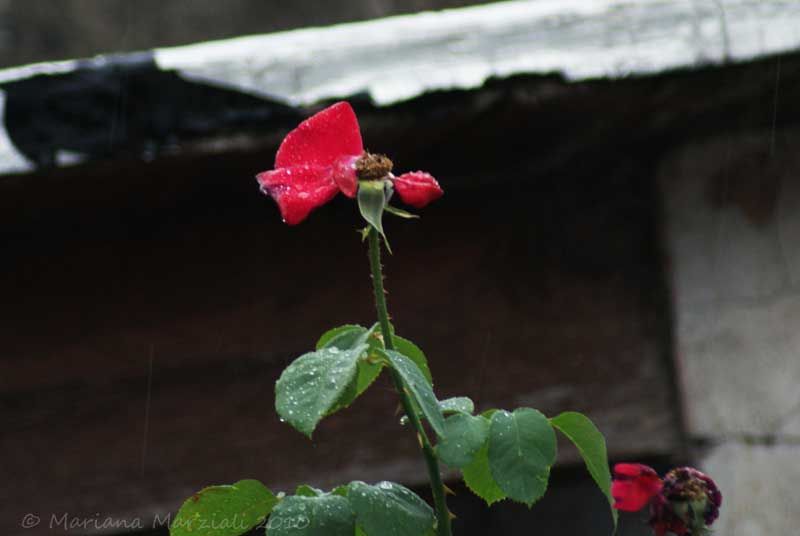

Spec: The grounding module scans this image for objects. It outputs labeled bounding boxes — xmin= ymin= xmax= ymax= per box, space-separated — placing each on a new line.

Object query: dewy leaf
xmin=402 ymin=396 xmax=473 ymax=426
xmin=391 ymin=334 xmax=433 ymax=385
xmin=331 ymin=485 xmax=350 ymax=498
xmin=461 ymin=443 xmax=506 ymax=506
xmin=295 ymin=485 xmax=323 ymax=497
xmin=436 ymin=413 xmax=490 ymax=468
xmin=266 ymin=495 xmax=354 ymax=536
xmin=348 ymin=481 xmax=434 ymax=536
xmin=550 ymin=411 xmax=617 ymax=529
xmin=316 ymin=324 xmax=368 ymax=350
xmin=317 ymin=324 xmax=385 ymax=413
xmin=170 ymin=479 xmax=276 ymax=536
xmin=380 ymin=349 xmax=446 ymax=438
xmin=439 ymin=397 xmax=475 ymax=415
xmin=488 ymin=408 xmax=557 ymax=507
xmin=358 ymin=180 xmax=388 ymax=241
xmin=275 ymin=344 xmax=367 ymax=437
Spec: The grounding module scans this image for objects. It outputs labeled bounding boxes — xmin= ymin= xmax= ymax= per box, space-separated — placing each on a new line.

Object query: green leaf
xmin=266 ymin=495 xmax=354 ymax=536
xmin=170 ymin=479 xmax=276 ymax=536
xmin=348 ymin=481 xmax=434 ymax=536
xmin=316 ymin=324 xmax=368 ymax=350
xmin=318 ymin=324 xmax=385 ymax=413
xmin=358 ymin=180 xmax=389 ymax=243
xmin=380 ymin=349 xmax=446 ymax=438
xmin=436 ymin=413 xmax=490 ymax=468
xmin=391 ymin=334 xmax=433 ymax=385
xmin=402 ymin=396 xmax=474 ymax=426
xmin=339 ymin=360 xmax=384 ymax=411
xmin=275 ymin=344 xmax=367 ymax=437
xmin=331 ymin=485 xmax=349 ymax=497
xmin=488 ymin=408 xmax=557 ymax=506
xmin=351 ymin=326 xmax=385 ymax=401
xmin=439 ymin=397 xmax=475 ymax=415
xmin=385 ymin=205 xmax=419 ymax=219
xmin=550 ymin=411 xmax=617 ymax=529
xmin=461 ymin=443 xmax=506 ymax=506
xmin=294 ymin=485 xmax=322 ymax=497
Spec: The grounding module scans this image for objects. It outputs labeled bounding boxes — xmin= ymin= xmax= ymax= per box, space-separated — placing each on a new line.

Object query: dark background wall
xmin=0 ymin=75 xmax=686 ymax=535
xmin=0 ymin=0 xmax=501 ymax=68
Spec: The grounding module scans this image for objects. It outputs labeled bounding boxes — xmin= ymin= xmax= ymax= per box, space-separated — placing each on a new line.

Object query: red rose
xmin=257 ymin=102 xmax=442 ymax=225
xmin=611 ymin=463 xmax=664 ymax=512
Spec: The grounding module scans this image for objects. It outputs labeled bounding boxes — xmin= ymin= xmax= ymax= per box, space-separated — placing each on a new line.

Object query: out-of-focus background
xmin=0 ymin=0 xmax=501 ymax=67
xmin=2 ymin=1 xmax=799 ymax=535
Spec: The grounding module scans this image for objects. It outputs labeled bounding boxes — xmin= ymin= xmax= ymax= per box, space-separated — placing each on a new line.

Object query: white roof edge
xmin=0 ymin=90 xmax=34 ymax=174
xmin=152 ymin=0 xmax=800 ymax=106
xmin=0 ymin=59 xmax=79 ymax=85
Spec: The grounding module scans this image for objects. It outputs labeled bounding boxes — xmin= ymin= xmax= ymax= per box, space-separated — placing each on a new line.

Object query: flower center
xmin=356 ymin=152 xmax=393 ymax=181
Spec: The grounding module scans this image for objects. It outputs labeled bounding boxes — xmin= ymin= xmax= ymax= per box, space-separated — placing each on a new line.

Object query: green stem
xmin=367 ymin=227 xmax=452 ymax=536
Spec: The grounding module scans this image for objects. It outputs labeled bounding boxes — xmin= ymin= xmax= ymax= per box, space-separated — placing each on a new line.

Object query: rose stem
xmin=367 ymin=226 xmax=452 ymax=536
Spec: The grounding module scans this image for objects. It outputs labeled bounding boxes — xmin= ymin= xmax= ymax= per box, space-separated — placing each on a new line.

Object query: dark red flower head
xmin=256 ymin=102 xmax=443 ymax=225
xmin=660 ymin=467 xmax=722 ymax=527
xmin=612 ymin=463 xmax=722 ymax=536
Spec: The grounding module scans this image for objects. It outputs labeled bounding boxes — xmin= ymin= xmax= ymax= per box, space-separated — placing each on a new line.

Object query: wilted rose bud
xmin=651 ymin=467 xmax=721 ymax=535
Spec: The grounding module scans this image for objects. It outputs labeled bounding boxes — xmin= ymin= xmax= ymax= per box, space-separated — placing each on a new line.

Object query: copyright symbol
xmin=21 ymin=514 xmax=40 ymax=529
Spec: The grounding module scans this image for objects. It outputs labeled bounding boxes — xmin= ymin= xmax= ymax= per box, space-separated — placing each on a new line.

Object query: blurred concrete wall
xmin=661 ymin=127 xmax=800 ymax=533
xmin=0 ymin=0 xmax=498 ymax=67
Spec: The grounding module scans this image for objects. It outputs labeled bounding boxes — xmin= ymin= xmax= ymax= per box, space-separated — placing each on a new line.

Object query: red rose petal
xmin=392 ymin=171 xmax=443 ymax=208
xmin=611 ymin=463 xmax=663 ymax=512
xmin=275 ymin=102 xmax=363 ymax=169
xmin=614 ymin=463 xmax=654 ymax=478
xmin=256 ymin=165 xmax=339 ymax=225
xmin=611 ymin=481 xmax=654 ymax=512
xmin=332 ymin=155 xmax=359 ymax=198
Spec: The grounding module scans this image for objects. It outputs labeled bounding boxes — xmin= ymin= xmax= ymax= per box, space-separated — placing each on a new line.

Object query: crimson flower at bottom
xmin=612 ymin=463 xmax=664 ymax=512
xmin=256 ymin=101 xmax=443 ymax=225
xmin=612 ymin=463 xmax=721 ymax=536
